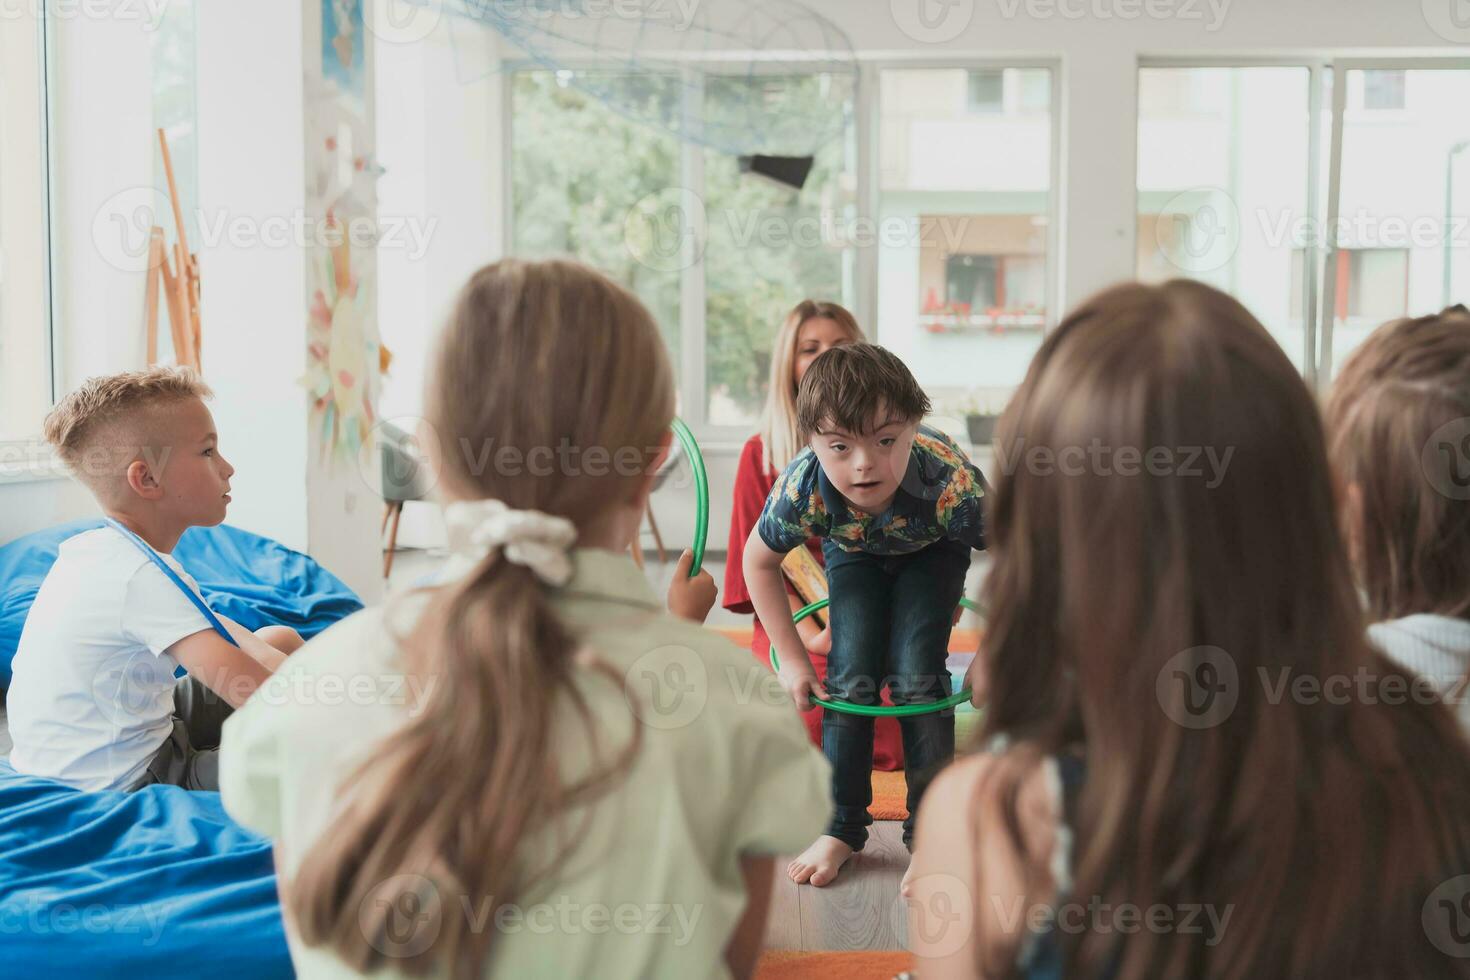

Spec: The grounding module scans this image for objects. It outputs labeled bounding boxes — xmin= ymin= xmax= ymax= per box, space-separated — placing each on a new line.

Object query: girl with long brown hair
xmin=908 ymin=280 xmax=1470 ymax=978
xmin=1324 ymin=305 xmax=1470 ymax=728
xmin=220 ymin=259 xmax=830 ymax=978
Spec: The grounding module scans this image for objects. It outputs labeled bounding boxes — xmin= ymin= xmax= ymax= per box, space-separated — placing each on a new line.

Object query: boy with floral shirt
xmin=743 ymin=343 xmax=988 ymax=887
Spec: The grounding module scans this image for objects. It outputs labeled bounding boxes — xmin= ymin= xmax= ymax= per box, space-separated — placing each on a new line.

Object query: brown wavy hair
xmin=1323 ymin=304 xmax=1470 ymax=622
xmin=795 ymin=343 xmax=931 ymax=439
xmin=976 ymin=280 xmax=1470 ymax=978
xmin=285 ymin=259 xmax=676 ymax=977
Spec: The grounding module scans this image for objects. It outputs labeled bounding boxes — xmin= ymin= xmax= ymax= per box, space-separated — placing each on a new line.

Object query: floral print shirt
xmin=756 ymin=424 xmax=988 ymax=556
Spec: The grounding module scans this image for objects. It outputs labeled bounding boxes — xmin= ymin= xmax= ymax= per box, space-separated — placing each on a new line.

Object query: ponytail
xmin=284 ymin=258 xmax=675 ymax=976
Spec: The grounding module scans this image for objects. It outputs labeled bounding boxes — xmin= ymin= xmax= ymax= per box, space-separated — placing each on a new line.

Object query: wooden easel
xmin=144 ymin=128 xmax=202 ymax=371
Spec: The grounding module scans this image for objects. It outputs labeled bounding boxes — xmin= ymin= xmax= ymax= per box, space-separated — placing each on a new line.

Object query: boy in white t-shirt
xmin=7 ymin=367 xmax=302 ymax=792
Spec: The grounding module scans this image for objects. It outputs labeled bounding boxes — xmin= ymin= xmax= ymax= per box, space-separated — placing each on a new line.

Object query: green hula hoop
xmin=669 ymin=418 xmax=708 ymax=578
xmin=770 ymin=596 xmax=981 ymax=717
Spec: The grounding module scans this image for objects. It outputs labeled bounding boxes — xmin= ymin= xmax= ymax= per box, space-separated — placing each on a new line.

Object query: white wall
xmin=0 ymin=478 xmax=94 ymax=544
xmin=194 ymin=0 xmax=311 ymax=555
xmin=374 ymin=10 xmax=503 ymax=549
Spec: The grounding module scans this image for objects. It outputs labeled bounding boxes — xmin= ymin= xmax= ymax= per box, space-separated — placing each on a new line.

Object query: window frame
xmin=503 ymin=56 xmax=1062 ymax=446
xmin=865 ymin=59 xmax=1062 ymax=411
xmin=1141 ymin=55 xmax=1470 ymax=386
xmin=0 ymin=5 xmax=60 ymax=484
xmin=1319 ymin=56 xmax=1470 ymax=381
xmin=503 ymin=57 xmax=860 ymax=447
xmin=693 ymin=61 xmax=861 ymax=438
xmin=1137 ymin=56 xmax=1330 ymax=385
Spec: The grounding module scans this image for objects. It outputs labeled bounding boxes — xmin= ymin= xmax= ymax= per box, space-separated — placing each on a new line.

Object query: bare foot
xmin=787 ymin=835 xmax=854 ymax=887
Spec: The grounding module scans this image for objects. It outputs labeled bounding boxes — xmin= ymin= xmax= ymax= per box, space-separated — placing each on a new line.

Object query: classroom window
xmin=1136 ymin=66 xmax=1313 ymax=370
xmin=877 ymin=67 xmax=1054 ymax=405
xmin=1322 ymin=67 xmax=1470 ymax=376
xmin=510 ymin=71 xmax=683 ymax=363
xmin=0 ymin=11 xmax=53 ymax=446
xmin=702 ymin=72 xmax=855 ymax=427
xmin=510 ymin=68 xmax=854 ymax=431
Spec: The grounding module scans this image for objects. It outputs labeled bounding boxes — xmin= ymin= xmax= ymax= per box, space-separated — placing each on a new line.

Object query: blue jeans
xmin=820 ymin=536 xmax=971 ymax=850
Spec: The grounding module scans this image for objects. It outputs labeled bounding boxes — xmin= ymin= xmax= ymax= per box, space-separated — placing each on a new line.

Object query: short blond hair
xmin=43 ymin=367 xmax=212 ymax=493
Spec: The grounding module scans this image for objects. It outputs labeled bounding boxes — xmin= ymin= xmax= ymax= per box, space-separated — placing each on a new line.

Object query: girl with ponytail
xmin=220 ymin=258 xmax=830 ymax=979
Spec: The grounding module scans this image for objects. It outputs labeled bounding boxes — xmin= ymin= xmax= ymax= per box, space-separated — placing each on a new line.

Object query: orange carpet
xmin=755 ymin=950 xmax=913 ymax=979
xmin=867 ymin=768 xmax=909 ymax=820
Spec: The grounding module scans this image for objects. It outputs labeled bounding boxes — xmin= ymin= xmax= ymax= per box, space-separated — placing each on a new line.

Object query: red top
xmin=725 ymin=433 xmax=822 ymax=616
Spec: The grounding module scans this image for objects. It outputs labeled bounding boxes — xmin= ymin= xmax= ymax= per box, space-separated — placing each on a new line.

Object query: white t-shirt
xmin=221 ymin=547 xmax=832 ymax=980
xmin=7 ymin=525 xmax=214 ymax=791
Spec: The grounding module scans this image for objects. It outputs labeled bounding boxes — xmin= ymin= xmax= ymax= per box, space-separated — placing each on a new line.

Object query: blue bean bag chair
xmin=0 ymin=519 xmax=364 ymax=689
xmin=0 ymin=519 xmax=365 ymax=974
xmin=0 ymin=760 xmax=292 ymax=978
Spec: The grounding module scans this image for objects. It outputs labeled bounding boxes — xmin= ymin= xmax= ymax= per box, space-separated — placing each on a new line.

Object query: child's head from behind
xmin=1324 ymin=305 xmax=1470 ymax=621
xmin=43 ymin=367 xmax=232 ymax=527
xmin=978 ymin=279 xmax=1470 ymax=977
xmin=288 ymin=258 xmax=676 ymax=976
xmin=796 ymin=343 xmax=929 ymax=512
xmin=984 ymin=279 xmax=1358 ymax=738
xmin=424 ymin=257 xmax=676 ymax=538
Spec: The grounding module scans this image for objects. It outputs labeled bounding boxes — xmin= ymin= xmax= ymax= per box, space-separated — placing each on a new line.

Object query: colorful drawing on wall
xmin=305 ymin=216 xmax=381 ymax=461
xmin=322 ymin=0 xmax=365 ymax=101
xmin=304 ymin=0 xmax=385 ymax=464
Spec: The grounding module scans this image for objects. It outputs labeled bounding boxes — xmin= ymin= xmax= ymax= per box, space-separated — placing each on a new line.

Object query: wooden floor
xmin=763 ymin=821 xmax=910 ymax=952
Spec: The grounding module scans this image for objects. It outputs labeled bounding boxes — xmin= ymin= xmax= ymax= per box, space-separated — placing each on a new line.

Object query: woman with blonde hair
xmin=220 ymin=259 xmax=830 ymax=979
xmin=723 ymin=300 xmax=905 ymax=766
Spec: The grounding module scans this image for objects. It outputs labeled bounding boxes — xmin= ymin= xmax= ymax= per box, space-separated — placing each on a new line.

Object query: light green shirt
xmin=220 ymin=548 xmax=830 ymax=979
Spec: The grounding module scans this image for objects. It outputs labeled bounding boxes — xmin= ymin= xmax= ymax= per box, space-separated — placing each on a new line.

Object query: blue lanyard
xmin=103 ymin=518 xmax=238 ymax=647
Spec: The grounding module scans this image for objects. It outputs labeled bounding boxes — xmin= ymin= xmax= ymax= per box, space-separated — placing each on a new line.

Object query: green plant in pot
xmin=952 ymin=389 xmax=1004 ymax=447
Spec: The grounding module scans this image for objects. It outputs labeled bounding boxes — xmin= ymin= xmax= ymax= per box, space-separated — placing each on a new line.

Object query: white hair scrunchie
xmin=442 ymin=499 xmax=578 ymax=587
